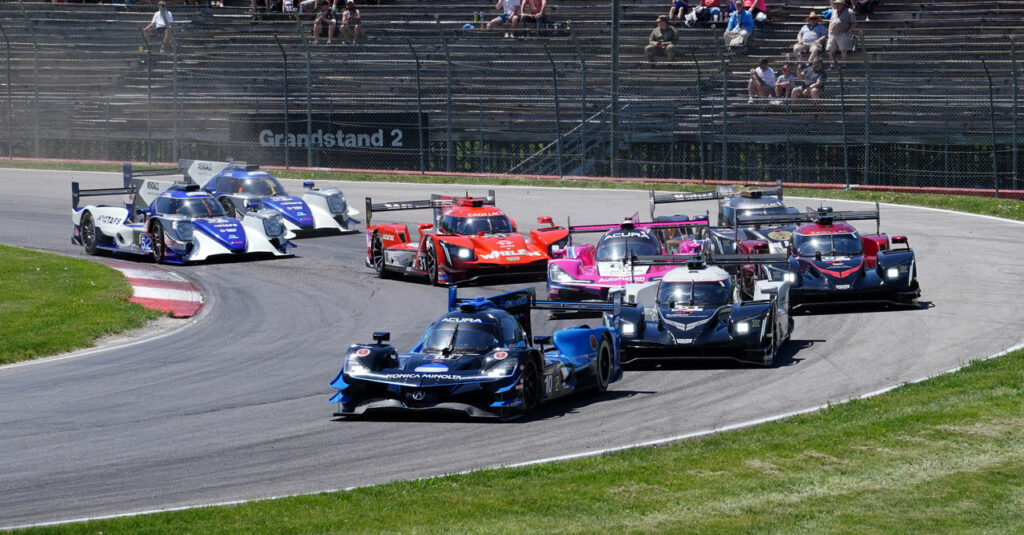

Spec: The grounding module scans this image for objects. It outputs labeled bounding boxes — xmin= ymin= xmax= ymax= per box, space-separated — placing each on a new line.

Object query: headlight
xmin=735 ymin=321 xmax=750 ymax=335
xmin=783 ymin=272 xmax=796 ymax=283
xmin=549 ymin=265 xmax=584 ymax=284
xmin=326 ymin=193 xmax=345 ymax=215
xmin=886 ymin=267 xmax=899 ymax=279
xmin=262 ymin=214 xmax=285 ymax=237
xmin=486 ymin=358 xmax=517 ymax=377
xmin=441 ymin=242 xmax=475 ymax=261
xmin=345 ymin=359 xmax=370 ymax=375
xmin=173 ymin=220 xmax=194 ymax=241
xmin=621 ymin=323 xmax=636 ymax=336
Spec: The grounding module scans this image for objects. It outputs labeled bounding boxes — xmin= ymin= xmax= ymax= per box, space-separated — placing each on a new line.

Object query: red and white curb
xmin=103 ymin=260 xmax=204 ymax=318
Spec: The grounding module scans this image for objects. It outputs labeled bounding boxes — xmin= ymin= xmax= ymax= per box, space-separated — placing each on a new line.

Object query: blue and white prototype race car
xmin=329 ymin=287 xmax=625 ymax=420
xmin=71 ymin=163 xmax=294 ymax=264
xmin=182 ymin=160 xmax=359 ymax=239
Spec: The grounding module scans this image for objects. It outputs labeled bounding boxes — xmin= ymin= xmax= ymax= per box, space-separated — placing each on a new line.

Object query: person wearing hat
xmin=747 ymin=57 xmax=776 ymax=104
xmin=340 ymin=0 xmax=362 ymax=44
xmin=646 ymin=15 xmax=678 ymax=66
xmin=723 ymin=3 xmax=754 ymax=49
xmin=142 ymin=1 xmax=173 ymax=53
xmin=826 ymin=0 xmax=857 ymax=61
xmin=792 ymin=11 xmax=827 ymax=63
xmin=774 ymin=63 xmax=794 ymax=99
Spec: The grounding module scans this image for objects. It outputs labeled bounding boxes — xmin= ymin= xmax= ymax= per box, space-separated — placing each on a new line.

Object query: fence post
xmin=719 ymin=38 xmax=727 ymax=182
xmin=838 ymin=56 xmax=849 ymax=188
xmin=0 ymin=22 xmax=11 ymax=160
xmin=172 ymin=42 xmax=179 ymax=162
xmin=693 ymin=53 xmax=705 ymax=183
xmin=274 ymin=35 xmax=290 ymax=169
xmin=862 ymin=40 xmax=870 ymax=185
xmin=293 ymin=15 xmax=313 ymax=167
xmin=19 ymin=4 xmax=39 ymax=159
xmin=436 ymin=21 xmax=453 ymax=173
xmin=784 ymin=96 xmax=792 ymax=184
xmin=544 ymin=44 xmax=564 ymax=179
xmin=610 ymin=0 xmax=620 ymax=178
xmin=570 ymin=29 xmax=587 ymax=173
xmin=981 ymin=58 xmax=999 ymax=198
xmin=139 ymin=30 xmax=153 ymax=164
xmin=943 ymin=98 xmax=950 ymax=188
xmin=407 ymin=40 xmax=425 ymax=174
xmin=1013 ymin=38 xmax=1018 ymax=190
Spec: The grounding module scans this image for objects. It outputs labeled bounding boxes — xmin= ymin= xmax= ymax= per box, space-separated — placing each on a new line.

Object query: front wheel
xmin=520 ymin=360 xmax=540 ymax=414
xmin=151 ymin=222 xmax=166 ymax=264
xmin=219 ymin=197 xmax=237 ymax=218
xmin=80 ymin=211 xmax=98 ymax=255
xmin=371 ymin=232 xmax=393 ymax=279
xmin=425 ymin=240 xmax=440 ymax=286
xmin=592 ymin=337 xmax=613 ymax=395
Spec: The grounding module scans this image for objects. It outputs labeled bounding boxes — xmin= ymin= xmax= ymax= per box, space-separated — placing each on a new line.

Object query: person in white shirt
xmin=747 ymin=57 xmax=776 ymax=103
xmin=487 ymin=0 xmax=522 ymax=38
xmin=142 ymin=1 xmax=173 ymax=52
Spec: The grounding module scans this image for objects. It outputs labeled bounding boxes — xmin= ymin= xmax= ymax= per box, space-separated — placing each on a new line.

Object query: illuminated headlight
xmin=172 ymin=220 xmax=194 ymax=241
xmin=442 ymin=242 xmax=475 ymax=261
xmin=735 ymin=321 xmax=750 ymax=335
xmin=549 ymin=265 xmax=583 ymax=284
xmin=621 ymin=323 xmax=636 ymax=336
xmin=783 ymin=272 xmax=796 ymax=283
xmin=262 ymin=214 xmax=285 ymax=237
xmin=326 ymin=193 xmax=345 ymax=215
xmin=486 ymin=359 xmax=517 ymax=377
xmin=886 ymin=267 xmax=900 ymax=279
xmin=345 ymin=359 xmax=370 ymax=375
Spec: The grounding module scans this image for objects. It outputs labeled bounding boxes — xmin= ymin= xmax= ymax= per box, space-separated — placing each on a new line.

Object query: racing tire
xmin=371 ymin=232 xmax=394 ymax=279
xmin=764 ymin=314 xmax=779 ymax=367
xmin=151 ymin=221 xmax=166 ymax=264
xmin=80 ymin=211 xmax=98 ymax=255
xmin=592 ymin=337 xmax=613 ymax=395
xmin=425 ymin=240 xmax=440 ymax=286
xmin=218 ymin=197 xmax=237 ymax=218
xmin=520 ymin=360 xmax=541 ymax=414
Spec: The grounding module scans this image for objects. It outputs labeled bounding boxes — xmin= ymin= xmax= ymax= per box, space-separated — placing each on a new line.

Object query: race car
xmin=649 ymin=180 xmax=799 ymax=227
xmin=364 ymin=191 xmax=569 ymax=285
xmin=329 ymin=287 xmax=624 ymax=420
xmin=613 ymin=253 xmax=794 ymax=366
xmin=736 ymin=204 xmax=921 ymax=310
xmin=181 ymin=159 xmax=359 ymax=239
xmin=546 ymin=214 xmax=709 ymax=301
xmin=71 ymin=163 xmax=293 ymax=264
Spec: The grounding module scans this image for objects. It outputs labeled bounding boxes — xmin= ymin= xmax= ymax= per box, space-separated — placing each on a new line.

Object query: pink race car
xmin=547 ymin=215 xmax=709 ymax=301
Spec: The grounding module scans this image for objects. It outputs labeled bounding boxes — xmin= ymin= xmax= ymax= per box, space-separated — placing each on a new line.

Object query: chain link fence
xmin=0 ymin=3 xmax=1020 ymax=193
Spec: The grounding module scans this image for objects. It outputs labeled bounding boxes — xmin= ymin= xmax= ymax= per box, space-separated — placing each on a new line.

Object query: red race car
xmin=364 ymin=191 xmax=569 ymax=285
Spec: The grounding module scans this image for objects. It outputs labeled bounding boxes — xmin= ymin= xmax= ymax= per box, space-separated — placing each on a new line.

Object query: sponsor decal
xmin=355 ymin=348 xmax=371 ymax=357
xmin=259 ymin=128 xmax=390 ymax=149
xmin=97 ymin=215 xmax=122 ymax=225
xmin=139 ymin=234 xmax=153 ymax=250
xmin=478 ymin=249 xmax=542 ymax=260
xmin=607 ymin=230 xmax=648 ymax=239
xmin=835 ymin=284 xmax=851 ymax=290
xmin=506 ymin=257 xmax=520 ymax=261
xmin=675 ymin=338 xmax=693 ymax=344
xmin=589 ymin=335 xmax=598 ymax=350
xmin=415 ymin=363 xmax=449 ymax=373
xmin=146 ymin=182 xmax=163 ymax=191
xmin=441 ymin=317 xmax=484 ymax=323
xmin=186 ymin=192 xmax=208 ymax=197
xmin=767 ymin=230 xmax=792 ymax=242
xmin=409 ymin=390 xmax=426 ymax=401
xmin=493 ymin=351 xmax=509 ymax=360
xmin=385 ymin=373 xmax=465 ymax=381
xmin=497 ymin=240 xmax=515 ymax=248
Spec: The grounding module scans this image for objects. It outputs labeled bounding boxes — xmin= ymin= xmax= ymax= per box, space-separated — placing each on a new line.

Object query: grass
xmin=18 ymin=350 xmax=1024 ymax=534
xmin=0 ymin=244 xmax=160 ymax=364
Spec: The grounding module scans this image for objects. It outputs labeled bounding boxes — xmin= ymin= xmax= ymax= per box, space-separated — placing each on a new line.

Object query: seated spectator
xmin=684 ymin=0 xmax=723 ymax=27
xmin=313 ymin=2 xmax=337 ymax=44
xmin=142 ymin=1 xmax=173 ymax=53
xmin=747 ymin=57 xmax=775 ymax=103
xmin=669 ymin=0 xmax=690 ymax=22
xmin=792 ymin=58 xmax=827 ymax=99
xmin=299 ymin=0 xmax=329 ymax=13
xmin=723 ymin=4 xmax=754 ymax=48
xmin=774 ymin=64 xmax=793 ymax=99
xmin=521 ymin=0 xmax=549 ymax=28
xmin=853 ymin=0 xmax=877 ymax=21
xmin=742 ymin=0 xmax=767 ymax=21
xmin=826 ymin=0 xmax=857 ymax=61
xmin=487 ymin=0 xmax=522 ymax=37
xmin=645 ymin=15 xmax=678 ymax=66
xmin=340 ymin=0 xmax=361 ymax=44
xmin=792 ymin=11 xmax=826 ymax=63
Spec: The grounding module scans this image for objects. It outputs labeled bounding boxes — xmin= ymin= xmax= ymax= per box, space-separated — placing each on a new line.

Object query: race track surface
xmin=1 ymin=168 xmax=1022 ymax=527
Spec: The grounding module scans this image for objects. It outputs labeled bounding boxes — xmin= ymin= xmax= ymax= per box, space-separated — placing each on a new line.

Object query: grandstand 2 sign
xmin=230 ymin=112 xmax=428 ymax=169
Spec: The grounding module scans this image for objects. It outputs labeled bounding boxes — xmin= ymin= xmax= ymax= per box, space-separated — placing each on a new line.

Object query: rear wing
xmin=649 ymin=180 xmax=783 ymax=220
xmin=122 ymin=163 xmax=191 ymax=213
xmin=568 ymin=214 xmax=711 ymax=236
xmin=71 ymin=182 xmax=136 ymax=211
xmin=178 ymin=159 xmax=250 ymax=186
xmin=366 ymin=190 xmax=496 ymax=227
xmin=628 ymin=252 xmax=787 ymax=269
xmin=735 ymin=202 xmax=880 ymax=235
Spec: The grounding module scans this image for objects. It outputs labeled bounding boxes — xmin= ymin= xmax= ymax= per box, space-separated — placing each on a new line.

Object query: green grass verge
xmin=0 ymin=244 xmax=160 ymax=364
xmin=19 ymin=350 xmax=1024 ymax=534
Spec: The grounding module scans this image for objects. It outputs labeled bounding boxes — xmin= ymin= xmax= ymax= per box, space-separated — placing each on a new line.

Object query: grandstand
xmin=0 ymin=0 xmax=1020 ymax=188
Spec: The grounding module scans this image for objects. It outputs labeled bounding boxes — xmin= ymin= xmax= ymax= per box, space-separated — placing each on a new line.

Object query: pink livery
xmin=547 ymin=214 xmax=709 ymax=301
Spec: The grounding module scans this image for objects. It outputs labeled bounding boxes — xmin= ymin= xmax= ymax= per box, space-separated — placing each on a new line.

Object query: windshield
xmin=762 ymin=264 xmax=791 ymax=281
xmin=658 ymin=280 xmax=732 ymax=308
xmin=595 ymin=231 xmax=662 ymax=262
xmin=737 ymin=205 xmax=790 ymax=218
xmin=793 ymin=232 xmax=862 ymax=257
xmin=231 ymin=175 xmax=286 ymax=196
xmin=158 ymin=197 xmax=226 ymax=218
xmin=421 ymin=319 xmax=501 ymax=354
xmin=441 ymin=215 xmax=514 ymax=235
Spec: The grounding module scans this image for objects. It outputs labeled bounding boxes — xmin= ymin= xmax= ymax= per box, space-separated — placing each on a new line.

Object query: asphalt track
xmin=1 ymin=168 xmax=1022 ymax=528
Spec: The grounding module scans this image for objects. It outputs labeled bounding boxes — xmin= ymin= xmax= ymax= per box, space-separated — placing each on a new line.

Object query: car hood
xmin=447 ymin=233 xmax=547 ymax=262
xmin=260 ymin=196 xmax=314 ymax=228
xmin=192 ymin=217 xmax=246 ymax=251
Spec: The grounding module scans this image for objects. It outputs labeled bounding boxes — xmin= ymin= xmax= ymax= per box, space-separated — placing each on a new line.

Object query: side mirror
xmin=303 ymin=181 xmax=315 ymax=190
xmin=814 ymin=251 xmax=822 ymax=261
xmin=533 ymin=335 xmax=552 ymax=347
xmin=508 ymin=218 xmax=517 ymax=233
xmin=373 ymin=331 xmax=390 ymax=345
xmin=550 ymin=245 xmax=565 ymax=258
xmin=136 ymin=208 xmax=151 ymax=216
xmin=892 ymin=235 xmax=907 ymax=244
xmin=245 ymin=200 xmax=260 ymax=212
xmin=418 ymin=223 xmax=433 ymax=232
xmin=537 ymin=216 xmax=554 ymax=226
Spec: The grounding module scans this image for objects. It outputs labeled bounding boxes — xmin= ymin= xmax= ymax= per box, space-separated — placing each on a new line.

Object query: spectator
xmin=645 ymin=14 xmax=678 ymax=66
xmin=826 ymin=0 xmax=856 ymax=62
xmin=685 ymin=0 xmax=723 ymax=27
xmin=142 ymin=1 xmax=173 ymax=53
xmin=853 ymin=0 xmax=877 ymax=21
xmin=747 ymin=57 xmax=775 ymax=103
xmin=742 ymin=0 xmax=767 ymax=21
xmin=723 ymin=4 xmax=754 ymax=49
xmin=669 ymin=0 xmax=690 ymax=22
xmin=340 ymin=0 xmax=361 ymax=44
xmin=313 ymin=2 xmax=337 ymax=44
xmin=774 ymin=64 xmax=793 ymax=99
xmin=487 ymin=0 xmax=521 ymax=38
xmin=521 ymin=0 xmax=548 ymax=28
xmin=299 ymin=0 xmax=328 ymax=13
xmin=792 ymin=11 xmax=826 ymax=63
xmin=792 ymin=57 xmax=827 ymax=99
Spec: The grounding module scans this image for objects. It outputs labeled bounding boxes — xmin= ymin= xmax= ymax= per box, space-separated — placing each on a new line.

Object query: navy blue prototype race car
xmin=329 ymin=287 xmax=625 ymax=420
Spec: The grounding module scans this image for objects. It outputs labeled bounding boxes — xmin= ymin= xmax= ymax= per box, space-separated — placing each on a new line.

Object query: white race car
xmin=71 ymin=163 xmax=294 ymax=264
xmin=181 ymin=160 xmax=359 ymax=239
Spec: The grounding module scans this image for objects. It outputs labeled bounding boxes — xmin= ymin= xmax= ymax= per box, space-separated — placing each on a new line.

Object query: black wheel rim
xmin=599 ymin=345 xmax=611 ymax=387
xmin=522 ymin=363 xmax=539 ymax=409
xmin=426 ymin=244 xmax=437 ymax=284
xmin=82 ymin=215 xmax=96 ymax=251
xmin=152 ymin=226 xmax=164 ymax=262
xmin=372 ymin=234 xmax=385 ymax=275
xmin=220 ymin=198 xmax=235 ymax=217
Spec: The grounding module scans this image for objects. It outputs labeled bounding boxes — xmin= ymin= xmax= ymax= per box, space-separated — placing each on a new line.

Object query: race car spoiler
xmin=627 ymin=252 xmax=789 ymax=269
xmin=448 ymin=286 xmax=626 ymax=341
xmin=735 ymin=202 xmax=881 ymax=234
xmin=72 ymin=163 xmax=184 ymax=210
xmin=567 ymin=214 xmax=710 ymax=235
xmin=71 ymin=182 xmax=136 ymax=210
xmin=365 ymin=190 xmax=496 ymax=226
xmin=649 ymin=180 xmax=783 ymax=220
